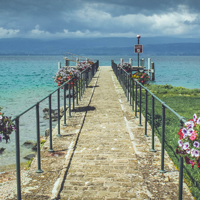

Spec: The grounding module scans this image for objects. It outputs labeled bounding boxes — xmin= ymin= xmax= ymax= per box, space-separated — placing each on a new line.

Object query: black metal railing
xmin=12 ymin=60 xmax=99 ymax=200
xmin=112 ymin=60 xmax=185 ymax=200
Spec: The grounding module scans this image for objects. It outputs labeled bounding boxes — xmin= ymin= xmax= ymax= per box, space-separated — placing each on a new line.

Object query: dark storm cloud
xmin=0 ymin=0 xmax=82 ymax=32
xmin=82 ymin=0 xmax=198 ymax=16
xmin=0 ymin=0 xmax=199 ymax=38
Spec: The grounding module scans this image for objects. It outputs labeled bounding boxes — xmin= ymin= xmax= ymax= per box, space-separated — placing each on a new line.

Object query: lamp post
xmin=137 ymin=35 xmax=141 ymax=70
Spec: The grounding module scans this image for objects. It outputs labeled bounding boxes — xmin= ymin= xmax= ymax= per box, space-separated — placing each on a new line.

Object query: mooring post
xmin=58 ymin=62 xmax=61 ymax=69
xmin=129 ymin=58 xmax=133 ymax=66
xmin=65 ymin=58 xmax=70 ymax=66
xmin=140 ymin=58 xmax=145 ymax=67
xmin=76 ymin=58 xmax=79 ymax=66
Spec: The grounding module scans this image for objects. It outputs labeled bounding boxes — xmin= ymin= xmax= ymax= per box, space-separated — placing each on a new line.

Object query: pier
xmin=6 ymin=65 xmax=194 ymax=199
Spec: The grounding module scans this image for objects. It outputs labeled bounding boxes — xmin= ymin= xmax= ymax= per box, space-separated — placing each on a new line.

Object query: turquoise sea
xmin=0 ymin=55 xmax=200 ymax=168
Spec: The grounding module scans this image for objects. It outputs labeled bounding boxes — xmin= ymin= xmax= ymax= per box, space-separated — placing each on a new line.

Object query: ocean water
xmin=0 ymin=55 xmax=200 ymax=168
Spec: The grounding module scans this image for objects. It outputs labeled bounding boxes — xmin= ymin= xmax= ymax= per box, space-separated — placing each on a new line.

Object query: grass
xmin=24 ymin=139 xmax=46 ymax=170
xmin=135 ymin=84 xmax=200 ymax=199
xmin=24 ymin=157 xmax=34 ymax=170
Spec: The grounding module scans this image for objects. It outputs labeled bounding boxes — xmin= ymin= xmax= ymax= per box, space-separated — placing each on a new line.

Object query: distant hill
xmin=0 ymin=37 xmax=200 ymax=55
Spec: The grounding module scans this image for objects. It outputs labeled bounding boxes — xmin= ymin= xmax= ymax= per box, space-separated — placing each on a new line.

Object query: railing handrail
xmin=11 ymin=60 xmax=99 ymax=200
xmin=118 ymin=64 xmax=186 ymax=123
xmin=112 ymin=60 xmax=187 ymax=200
xmin=12 ymin=67 xmax=89 ymax=122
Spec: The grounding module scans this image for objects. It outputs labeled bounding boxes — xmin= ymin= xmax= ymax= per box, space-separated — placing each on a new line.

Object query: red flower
xmin=197 ymin=161 xmax=200 ymax=169
xmin=185 ymin=157 xmax=191 ymax=164
xmin=191 ymin=160 xmax=195 ymax=168
xmin=178 ymin=128 xmax=183 ymax=139
xmin=58 ymin=77 xmax=61 ymax=80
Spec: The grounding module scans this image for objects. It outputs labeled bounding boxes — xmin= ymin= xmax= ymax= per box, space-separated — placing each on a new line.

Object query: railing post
xmin=160 ymin=103 xmax=166 ymax=173
xmin=15 ymin=116 xmax=21 ymax=200
xmin=124 ymin=73 xmax=126 ymax=96
xmin=139 ymin=84 xmax=142 ymax=126
xmin=150 ymin=96 xmax=156 ymax=152
xmin=126 ymin=74 xmax=128 ymax=97
xmin=179 ymin=157 xmax=183 ymax=200
xmin=135 ymin=82 xmax=138 ymax=118
xmin=36 ymin=103 xmax=43 ymax=173
xmin=72 ymin=78 xmax=75 ymax=111
xmin=69 ymin=80 xmax=72 ymax=118
xmin=127 ymin=75 xmax=129 ymax=102
xmin=83 ymin=72 xmax=85 ymax=94
xmin=57 ymin=88 xmax=61 ymax=137
xmin=132 ymin=79 xmax=134 ymax=111
xmin=86 ymin=70 xmax=88 ymax=88
xmin=76 ymin=79 xmax=79 ymax=105
xmin=63 ymin=84 xmax=67 ymax=126
xmin=130 ymin=78 xmax=132 ymax=106
xmin=120 ymin=69 xmax=122 ymax=86
xmin=122 ymin=70 xmax=126 ymax=92
xmin=80 ymin=73 xmax=83 ymax=98
xmin=144 ymin=89 xmax=148 ymax=137
xmin=48 ymin=94 xmax=54 ymax=152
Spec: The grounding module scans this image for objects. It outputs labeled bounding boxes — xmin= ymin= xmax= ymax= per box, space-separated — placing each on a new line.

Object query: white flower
xmin=178 ymin=140 xmax=183 ymax=148
xmin=193 ymin=113 xmax=197 ymax=122
xmin=186 ymin=149 xmax=191 ymax=154
xmin=191 ymin=149 xmax=195 ymax=157
xmin=0 ymin=115 xmax=2 ymax=120
xmin=185 ymin=121 xmax=194 ymax=129
xmin=187 ymin=128 xmax=194 ymax=136
xmin=183 ymin=142 xmax=190 ymax=150
xmin=197 ymin=117 xmax=200 ymax=125
xmin=195 ymin=150 xmax=200 ymax=158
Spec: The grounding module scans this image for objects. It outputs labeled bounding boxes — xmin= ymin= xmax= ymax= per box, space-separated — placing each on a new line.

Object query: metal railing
xmin=12 ymin=60 xmax=99 ymax=200
xmin=112 ymin=60 xmax=185 ymax=200
xmin=64 ymin=52 xmax=97 ymax=63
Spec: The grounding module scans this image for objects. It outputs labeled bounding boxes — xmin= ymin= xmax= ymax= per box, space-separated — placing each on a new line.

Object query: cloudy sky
xmin=1 ymin=0 xmax=200 ymax=39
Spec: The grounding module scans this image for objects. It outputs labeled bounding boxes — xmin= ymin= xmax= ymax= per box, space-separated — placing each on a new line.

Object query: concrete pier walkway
xmin=9 ymin=66 xmax=193 ymax=200
xmin=56 ymin=66 xmax=193 ymax=199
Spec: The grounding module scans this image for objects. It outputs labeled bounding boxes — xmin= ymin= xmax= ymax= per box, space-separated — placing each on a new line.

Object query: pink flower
xmin=190 ymin=131 xmax=197 ymax=141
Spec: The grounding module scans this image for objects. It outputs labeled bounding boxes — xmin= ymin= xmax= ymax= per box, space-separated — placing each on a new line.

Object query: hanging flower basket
xmin=0 ymin=107 xmax=16 ymax=144
xmin=117 ymin=62 xmax=132 ymax=73
xmin=132 ymin=72 xmax=150 ymax=85
xmin=77 ymin=61 xmax=94 ymax=72
xmin=53 ymin=67 xmax=80 ymax=88
xmin=176 ymin=114 xmax=200 ymax=169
